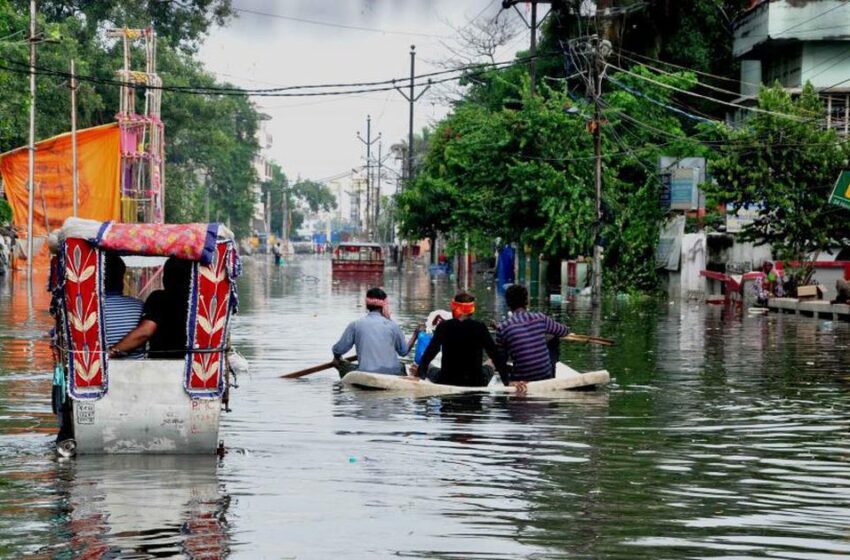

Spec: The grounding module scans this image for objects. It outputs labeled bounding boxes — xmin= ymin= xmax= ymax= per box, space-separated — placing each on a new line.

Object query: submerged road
xmin=2 ymin=255 xmax=850 ymax=558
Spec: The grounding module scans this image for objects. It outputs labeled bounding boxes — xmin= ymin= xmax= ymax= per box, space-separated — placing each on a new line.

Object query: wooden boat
xmin=48 ymin=218 xmax=242 ymax=455
xmin=340 ymin=362 xmax=610 ymax=397
xmin=331 ymin=242 xmax=384 ymax=275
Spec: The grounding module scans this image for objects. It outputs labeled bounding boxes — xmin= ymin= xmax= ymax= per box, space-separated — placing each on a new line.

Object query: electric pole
xmin=356 ymin=115 xmax=380 ymax=240
xmin=375 ymin=141 xmax=382 ymax=241
xmin=26 ymin=0 xmax=36 ymax=277
xmin=395 ymin=45 xmax=431 ymax=266
xmin=591 ymin=36 xmax=606 ymax=308
xmin=501 ymin=1 xmax=552 ymax=97
xmin=70 ymin=59 xmax=78 ymax=217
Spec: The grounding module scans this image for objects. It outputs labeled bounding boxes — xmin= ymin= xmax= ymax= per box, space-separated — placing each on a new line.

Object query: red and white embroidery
xmin=64 ymin=238 xmax=107 ymax=398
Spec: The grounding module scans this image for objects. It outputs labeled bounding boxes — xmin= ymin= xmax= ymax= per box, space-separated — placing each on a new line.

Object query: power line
xmin=232 ymin=6 xmax=450 ymax=39
xmin=607 ymin=62 xmax=812 ymax=122
xmin=0 ymin=51 xmax=558 ymax=97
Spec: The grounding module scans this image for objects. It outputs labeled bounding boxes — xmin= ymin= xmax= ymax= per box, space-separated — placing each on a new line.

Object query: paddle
xmin=280 ymin=355 xmax=357 ymax=379
xmin=562 ymin=333 xmax=615 ymax=346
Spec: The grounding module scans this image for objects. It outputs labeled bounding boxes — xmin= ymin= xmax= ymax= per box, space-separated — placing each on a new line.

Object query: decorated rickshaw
xmin=49 ymin=218 xmax=243 ymax=455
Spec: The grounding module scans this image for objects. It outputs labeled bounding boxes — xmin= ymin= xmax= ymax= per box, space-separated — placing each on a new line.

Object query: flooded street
xmin=2 ymin=255 xmax=850 ymax=559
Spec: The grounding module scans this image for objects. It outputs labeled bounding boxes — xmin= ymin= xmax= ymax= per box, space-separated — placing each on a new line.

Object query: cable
xmin=606 ymin=75 xmax=717 ymax=124
xmin=607 ymin=63 xmax=812 ymax=122
xmin=0 ymin=51 xmax=559 ymax=97
xmin=232 ymin=7 xmax=450 ymax=39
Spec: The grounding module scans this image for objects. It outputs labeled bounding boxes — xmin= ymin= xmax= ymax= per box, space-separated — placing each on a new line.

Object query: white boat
xmin=49 ymin=218 xmax=243 ymax=455
xmin=340 ymin=362 xmax=610 ymax=397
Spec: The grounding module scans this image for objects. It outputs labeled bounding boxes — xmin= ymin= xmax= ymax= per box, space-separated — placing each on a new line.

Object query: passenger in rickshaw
xmin=107 ymin=257 xmax=192 ymax=359
xmin=103 ymin=253 xmax=144 ymax=359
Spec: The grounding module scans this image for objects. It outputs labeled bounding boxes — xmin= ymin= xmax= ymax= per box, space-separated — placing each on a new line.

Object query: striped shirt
xmin=496 ymin=311 xmax=569 ymax=382
xmin=103 ymin=293 xmax=144 ymax=359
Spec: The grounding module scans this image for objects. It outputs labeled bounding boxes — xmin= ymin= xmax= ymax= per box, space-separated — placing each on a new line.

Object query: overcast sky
xmin=198 ymin=0 xmax=533 ymax=186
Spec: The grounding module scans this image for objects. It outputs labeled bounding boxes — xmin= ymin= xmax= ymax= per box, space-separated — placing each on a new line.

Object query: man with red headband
xmin=332 ymin=287 xmax=412 ymax=375
xmin=413 ymin=292 xmax=511 ymax=387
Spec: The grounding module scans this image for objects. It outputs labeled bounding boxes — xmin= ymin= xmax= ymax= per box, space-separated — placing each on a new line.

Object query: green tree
xmin=291 ymin=179 xmax=337 ymax=214
xmin=704 ymin=83 xmax=850 ymax=265
xmin=0 ymin=0 xmax=263 ymax=235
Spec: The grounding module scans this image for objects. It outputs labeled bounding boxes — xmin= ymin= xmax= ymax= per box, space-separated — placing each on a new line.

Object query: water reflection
xmin=40 ymin=456 xmax=227 ymax=559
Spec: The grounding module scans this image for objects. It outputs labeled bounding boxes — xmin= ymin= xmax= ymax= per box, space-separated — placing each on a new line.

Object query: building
xmin=733 ymin=0 xmax=850 ymax=132
xmin=252 ymin=113 xmax=274 ymax=246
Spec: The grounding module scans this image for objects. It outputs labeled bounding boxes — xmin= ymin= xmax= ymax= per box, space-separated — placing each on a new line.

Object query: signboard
xmin=829 ymin=170 xmax=850 ymax=210
xmin=726 ymin=203 xmax=762 ymax=233
xmin=670 ymin=167 xmax=699 ymax=210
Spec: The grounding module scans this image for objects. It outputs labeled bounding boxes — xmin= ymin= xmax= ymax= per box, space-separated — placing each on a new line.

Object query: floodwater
xmin=2 ymin=256 xmax=850 ymax=559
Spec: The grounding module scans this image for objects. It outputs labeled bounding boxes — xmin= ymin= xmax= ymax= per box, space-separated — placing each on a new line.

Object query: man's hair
xmin=104 ymin=253 xmax=126 ymax=294
xmin=163 ymin=257 xmax=193 ymax=293
xmin=366 ymin=287 xmax=387 ymax=312
xmin=504 ymin=284 xmax=529 ymax=311
xmin=453 ymin=291 xmax=475 ymax=304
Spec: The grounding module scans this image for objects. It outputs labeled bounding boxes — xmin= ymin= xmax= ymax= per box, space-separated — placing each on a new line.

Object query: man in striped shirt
xmin=496 ymin=284 xmax=569 ymax=383
xmin=102 ymin=254 xmax=144 ymax=359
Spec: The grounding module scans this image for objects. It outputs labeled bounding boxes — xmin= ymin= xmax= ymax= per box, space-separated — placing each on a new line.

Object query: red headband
xmin=366 ymin=296 xmax=391 ymax=319
xmin=451 ymin=300 xmax=475 ymax=318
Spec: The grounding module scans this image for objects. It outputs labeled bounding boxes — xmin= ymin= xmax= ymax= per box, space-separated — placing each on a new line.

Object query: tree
xmin=704 ymin=83 xmax=850 ymax=266
xmin=0 ymin=0 xmax=263 ymax=236
xmin=291 ymin=180 xmax=337 ymax=214
xmin=398 ymin=65 xmax=701 ymax=291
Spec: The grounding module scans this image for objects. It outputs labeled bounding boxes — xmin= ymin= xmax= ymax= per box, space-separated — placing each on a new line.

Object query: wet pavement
xmin=2 ymin=255 xmax=850 ymax=559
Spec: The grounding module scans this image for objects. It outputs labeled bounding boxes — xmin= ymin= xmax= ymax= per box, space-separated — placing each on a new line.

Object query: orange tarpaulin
xmin=0 ymin=123 xmax=121 ymax=241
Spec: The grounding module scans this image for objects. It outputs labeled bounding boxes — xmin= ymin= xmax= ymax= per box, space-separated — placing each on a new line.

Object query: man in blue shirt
xmin=102 ymin=254 xmax=144 ymax=359
xmin=332 ymin=287 xmax=413 ymax=375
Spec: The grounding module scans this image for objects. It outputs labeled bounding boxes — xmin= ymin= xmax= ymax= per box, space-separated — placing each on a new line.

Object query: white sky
xmin=198 ymin=0 xmax=532 ymax=187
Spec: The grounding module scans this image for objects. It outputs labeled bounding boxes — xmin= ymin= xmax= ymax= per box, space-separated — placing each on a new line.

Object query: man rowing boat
xmin=331 ymin=287 xmax=412 ymax=376
xmin=496 ymin=284 xmax=569 ymax=383
xmin=412 ymin=292 xmax=511 ymax=388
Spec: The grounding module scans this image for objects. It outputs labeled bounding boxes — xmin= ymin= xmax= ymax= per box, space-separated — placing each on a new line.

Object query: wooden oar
xmin=280 ymin=355 xmax=357 ymax=379
xmin=562 ymin=333 xmax=614 ymax=346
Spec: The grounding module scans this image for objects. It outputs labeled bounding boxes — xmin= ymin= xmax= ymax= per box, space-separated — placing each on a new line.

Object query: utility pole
xmin=375 ymin=141 xmax=382 ymax=241
xmin=282 ymin=182 xmax=289 ymax=255
xmin=70 ymin=59 xmax=78 ymax=217
xmin=395 ymin=45 xmax=430 ymax=187
xmin=26 ymin=0 xmax=36 ymax=277
xmin=591 ymin=37 xmax=605 ymax=307
xmin=356 ymin=115 xmax=380 ymax=240
xmin=501 ymin=1 xmax=552 ymax=97
xmin=395 ymin=45 xmax=431 ymax=266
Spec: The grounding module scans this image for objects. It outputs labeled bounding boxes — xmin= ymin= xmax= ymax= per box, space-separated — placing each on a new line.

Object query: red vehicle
xmin=332 ymin=242 xmax=384 ymax=275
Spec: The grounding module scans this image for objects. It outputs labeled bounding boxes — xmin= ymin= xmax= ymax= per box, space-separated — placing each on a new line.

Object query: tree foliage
xmin=399 ymin=66 xmax=702 ymax=291
xmin=0 ymin=0 xmax=263 ymax=236
xmin=704 ymin=84 xmax=850 ymax=263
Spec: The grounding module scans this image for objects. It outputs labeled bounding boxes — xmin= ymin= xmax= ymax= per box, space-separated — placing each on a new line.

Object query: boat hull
xmin=72 ymin=360 xmax=221 ymax=454
xmin=341 ymin=364 xmax=610 ymax=397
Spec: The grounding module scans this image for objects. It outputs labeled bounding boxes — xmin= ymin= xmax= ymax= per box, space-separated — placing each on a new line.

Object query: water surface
xmin=2 ymin=256 xmax=850 ymax=559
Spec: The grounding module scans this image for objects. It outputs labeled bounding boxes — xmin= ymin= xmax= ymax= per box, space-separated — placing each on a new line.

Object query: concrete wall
xmin=735 ymin=1 xmax=850 ymax=58
xmin=802 ymin=42 xmax=850 ymax=88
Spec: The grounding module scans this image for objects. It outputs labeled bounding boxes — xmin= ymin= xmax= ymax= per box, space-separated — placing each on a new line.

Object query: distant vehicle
xmin=331 ymin=242 xmax=384 ymax=275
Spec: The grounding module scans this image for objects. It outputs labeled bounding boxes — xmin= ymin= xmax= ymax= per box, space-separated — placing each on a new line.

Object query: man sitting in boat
xmin=412 ymin=292 xmax=511 ymax=388
xmin=496 ymin=284 xmax=569 ymax=384
xmin=102 ymin=253 xmax=145 ymax=358
xmin=107 ymin=258 xmax=192 ymax=359
xmin=332 ymin=287 xmax=411 ymax=375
